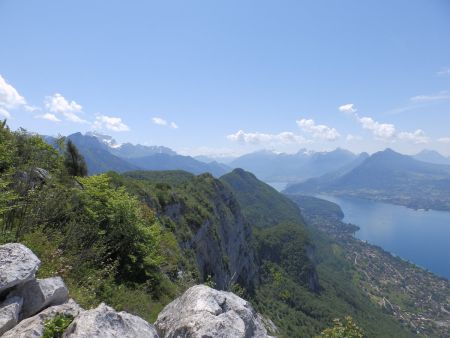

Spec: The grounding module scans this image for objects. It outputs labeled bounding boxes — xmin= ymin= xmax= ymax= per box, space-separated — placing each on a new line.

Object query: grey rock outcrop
xmin=155 ymin=285 xmax=271 ymax=338
xmin=0 ymin=296 xmax=23 ymax=335
xmin=0 ymin=243 xmax=40 ymax=294
xmin=2 ymin=299 xmax=82 ymax=338
xmin=63 ymin=303 xmax=158 ymax=338
xmin=9 ymin=277 xmax=69 ymax=318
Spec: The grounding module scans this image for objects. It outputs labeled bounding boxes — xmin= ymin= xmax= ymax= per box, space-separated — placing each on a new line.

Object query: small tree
xmin=316 ymin=316 xmax=365 ymax=338
xmin=64 ymin=140 xmax=88 ymax=177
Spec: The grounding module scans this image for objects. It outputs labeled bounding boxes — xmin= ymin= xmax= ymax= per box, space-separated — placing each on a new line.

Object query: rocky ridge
xmin=0 ymin=243 xmax=274 ymax=338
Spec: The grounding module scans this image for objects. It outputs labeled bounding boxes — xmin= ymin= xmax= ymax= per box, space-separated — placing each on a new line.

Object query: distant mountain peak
xmin=374 ymin=148 xmax=404 ymax=158
xmin=414 ymin=149 xmax=450 ymax=165
xmin=86 ymin=131 xmax=122 ymax=148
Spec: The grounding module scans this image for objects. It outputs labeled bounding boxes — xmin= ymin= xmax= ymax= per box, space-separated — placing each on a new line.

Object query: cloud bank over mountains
xmin=1 ymin=72 xmax=448 ymax=155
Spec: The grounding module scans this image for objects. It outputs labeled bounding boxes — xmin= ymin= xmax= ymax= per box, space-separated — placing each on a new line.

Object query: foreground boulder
xmin=9 ymin=276 xmax=69 ymax=318
xmin=0 ymin=296 xmax=23 ymax=335
xmin=0 ymin=243 xmax=40 ymax=294
xmin=63 ymin=303 xmax=158 ymax=338
xmin=155 ymin=285 xmax=271 ymax=338
xmin=1 ymin=299 xmax=82 ymax=338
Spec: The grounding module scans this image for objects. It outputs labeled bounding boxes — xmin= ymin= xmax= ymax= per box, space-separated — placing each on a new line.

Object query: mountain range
xmin=285 ymin=148 xmax=450 ymax=211
xmin=229 ymin=148 xmax=365 ymax=183
xmin=413 ymin=149 xmax=450 ymax=166
xmin=44 ymin=132 xmax=450 ymax=211
xmin=45 ymin=132 xmax=231 ymax=177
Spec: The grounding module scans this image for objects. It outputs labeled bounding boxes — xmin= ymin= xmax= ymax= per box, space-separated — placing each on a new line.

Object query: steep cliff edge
xmin=119 ymin=171 xmax=258 ymax=290
xmin=220 ymin=169 xmax=320 ymax=293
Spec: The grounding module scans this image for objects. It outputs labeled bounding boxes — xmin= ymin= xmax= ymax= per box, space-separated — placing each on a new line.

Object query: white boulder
xmin=1 ymin=299 xmax=81 ymax=338
xmin=63 ymin=303 xmax=159 ymax=338
xmin=0 ymin=296 xmax=23 ymax=335
xmin=155 ymin=285 xmax=271 ymax=338
xmin=0 ymin=243 xmax=41 ymax=294
xmin=10 ymin=277 xmax=69 ymax=318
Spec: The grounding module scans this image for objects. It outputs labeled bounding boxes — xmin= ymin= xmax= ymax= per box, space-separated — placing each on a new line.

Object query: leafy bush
xmin=316 ymin=316 xmax=364 ymax=338
xmin=42 ymin=314 xmax=74 ymax=338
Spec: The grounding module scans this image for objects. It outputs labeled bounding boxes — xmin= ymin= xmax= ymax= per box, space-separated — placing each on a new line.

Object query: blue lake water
xmin=316 ymin=195 xmax=450 ymax=280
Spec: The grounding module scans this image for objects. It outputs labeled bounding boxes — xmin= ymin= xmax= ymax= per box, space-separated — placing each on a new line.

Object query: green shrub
xmin=42 ymin=314 xmax=74 ymax=338
xmin=315 ymin=316 xmax=365 ymax=338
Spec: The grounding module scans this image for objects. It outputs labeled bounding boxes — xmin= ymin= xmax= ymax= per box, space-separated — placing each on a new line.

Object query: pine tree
xmin=64 ymin=140 xmax=88 ymax=177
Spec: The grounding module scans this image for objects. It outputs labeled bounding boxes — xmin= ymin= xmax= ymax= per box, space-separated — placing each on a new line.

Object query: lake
xmin=317 ymin=195 xmax=450 ymax=280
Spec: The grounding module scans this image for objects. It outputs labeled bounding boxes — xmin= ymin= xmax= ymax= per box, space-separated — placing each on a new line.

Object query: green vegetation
xmin=42 ymin=314 xmax=74 ymax=338
xmin=288 ymin=195 xmax=344 ymax=220
xmin=221 ymin=168 xmax=304 ymax=227
xmin=0 ymin=122 xmax=181 ymax=321
xmin=64 ymin=139 xmax=88 ymax=177
xmin=315 ymin=316 xmax=364 ymax=338
xmin=250 ymin=226 xmax=412 ymax=337
xmin=254 ymin=223 xmax=316 ymax=289
xmin=0 ymin=123 xmax=416 ymax=336
xmin=117 ymin=169 xmax=255 ymax=290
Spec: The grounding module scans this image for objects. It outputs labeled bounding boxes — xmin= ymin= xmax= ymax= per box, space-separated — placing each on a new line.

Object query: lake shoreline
xmin=312 ymin=193 xmax=450 ymax=280
xmin=289 ymin=193 xmax=450 ymax=337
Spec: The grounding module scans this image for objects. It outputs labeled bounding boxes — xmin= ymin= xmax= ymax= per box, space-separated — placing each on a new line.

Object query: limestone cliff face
xmin=191 ymin=180 xmax=257 ymax=290
xmin=154 ymin=174 xmax=258 ymax=290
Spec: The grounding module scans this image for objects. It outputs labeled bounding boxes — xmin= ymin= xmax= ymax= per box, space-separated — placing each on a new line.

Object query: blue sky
xmin=1 ymin=0 xmax=450 ymax=156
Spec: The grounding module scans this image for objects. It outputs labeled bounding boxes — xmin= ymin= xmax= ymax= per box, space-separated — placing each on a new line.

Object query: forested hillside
xmin=0 ymin=123 xmax=414 ymax=337
xmin=220 ymin=168 xmax=305 ymax=227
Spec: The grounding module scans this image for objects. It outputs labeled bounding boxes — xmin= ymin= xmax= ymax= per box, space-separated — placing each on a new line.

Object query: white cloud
xmin=340 ymin=103 xmax=433 ymax=145
xmin=0 ymin=75 xmax=26 ymax=109
xmin=36 ymin=113 xmax=61 ymax=122
xmin=24 ymin=105 xmax=39 ymax=112
xmin=44 ymin=93 xmax=87 ymax=123
xmin=437 ymin=68 xmax=450 ymax=76
xmin=358 ymin=116 xmax=396 ymax=140
xmin=296 ymin=118 xmax=340 ymax=141
xmin=93 ymin=115 xmax=130 ymax=132
xmin=0 ymin=74 xmax=30 ymax=118
xmin=227 ymin=130 xmax=309 ymax=145
xmin=398 ymin=129 xmax=429 ymax=144
xmin=339 ymin=103 xmax=357 ymax=114
xmin=152 ymin=116 xmax=178 ymax=129
xmin=152 ymin=117 xmax=167 ymax=126
xmin=438 ymin=137 xmax=450 ymax=144
xmin=0 ymin=107 xmax=11 ymax=118
xmin=410 ymin=91 xmax=450 ymax=102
